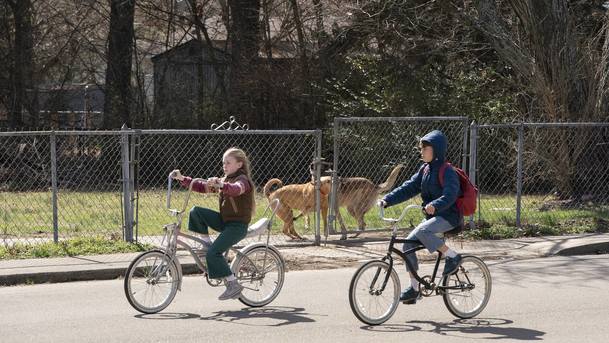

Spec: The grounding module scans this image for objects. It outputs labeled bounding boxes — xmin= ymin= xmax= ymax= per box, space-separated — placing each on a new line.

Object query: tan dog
xmin=263 ymin=178 xmax=331 ymax=240
xmin=321 ymin=165 xmax=403 ymax=239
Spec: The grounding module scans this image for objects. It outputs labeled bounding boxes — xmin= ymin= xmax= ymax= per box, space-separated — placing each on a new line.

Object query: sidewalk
xmin=2 ymin=233 xmax=609 ymax=286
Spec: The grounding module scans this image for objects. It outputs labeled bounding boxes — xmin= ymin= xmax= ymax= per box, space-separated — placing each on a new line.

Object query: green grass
xmin=2 ymin=191 xmax=607 ymax=241
xmin=0 ymin=237 xmax=152 ymax=260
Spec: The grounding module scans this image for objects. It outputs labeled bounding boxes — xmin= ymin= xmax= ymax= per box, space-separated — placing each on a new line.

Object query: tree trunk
xmin=288 ymin=0 xmax=310 ymax=128
xmin=227 ymin=0 xmax=261 ymax=128
xmin=7 ymin=0 xmax=37 ymax=128
xmin=103 ymin=0 xmax=136 ymax=129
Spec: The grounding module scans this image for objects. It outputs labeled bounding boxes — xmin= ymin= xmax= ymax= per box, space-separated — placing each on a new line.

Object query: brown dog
xmin=321 ymin=164 xmax=403 ymax=239
xmin=263 ymin=178 xmax=331 ymax=240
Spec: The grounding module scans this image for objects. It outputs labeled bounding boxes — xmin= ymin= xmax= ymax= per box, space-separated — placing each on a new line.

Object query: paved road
xmin=1 ymin=255 xmax=608 ymax=342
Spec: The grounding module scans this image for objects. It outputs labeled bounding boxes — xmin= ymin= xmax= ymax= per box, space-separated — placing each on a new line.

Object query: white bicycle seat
xmin=246 ymin=217 xmax=270 ymax=238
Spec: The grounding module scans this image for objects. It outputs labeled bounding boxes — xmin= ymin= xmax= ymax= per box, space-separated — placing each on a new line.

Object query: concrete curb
xmin=556 ymin=242 xmax=609 ymax=256
xmin=0 ymin=263 xmax=204 ymax=287
xmin=2 ymin=234 xmax=609 ymax=286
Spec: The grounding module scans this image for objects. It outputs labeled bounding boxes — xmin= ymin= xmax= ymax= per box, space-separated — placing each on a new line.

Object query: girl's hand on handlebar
xmin=171 ymin=169 xmax=184 ymax=181
xmin=207 ymin=177 xmax=222 ymax=188
xmin=377 ymin=199 xmax=387 ymax=208
xmin=424 ymin=203 xmax=436 ymax=215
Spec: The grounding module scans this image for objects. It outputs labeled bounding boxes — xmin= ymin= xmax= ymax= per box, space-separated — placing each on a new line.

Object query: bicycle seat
xmin=435 ymin=224 xmax=463 ymax=239
xmin=245 ymin=217 xmax=270 ymax=238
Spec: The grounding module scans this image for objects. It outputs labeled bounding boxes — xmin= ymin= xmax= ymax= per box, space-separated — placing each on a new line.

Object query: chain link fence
xmin=329 ymin=117 xmax=470 ymax=238
xmin=472 ymin=123 xmax=609 ymax=233
xmin=1 ymin=129 xmax=322 ymax=248
xmin=2 ymin=120 xmax=608 ymax=256
xmin=135 ymin=129 xmax=322 ymax=246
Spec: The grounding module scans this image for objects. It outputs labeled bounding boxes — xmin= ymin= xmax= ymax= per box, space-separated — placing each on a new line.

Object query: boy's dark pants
xmin=188 ymin=207 xmax=247 ymax=279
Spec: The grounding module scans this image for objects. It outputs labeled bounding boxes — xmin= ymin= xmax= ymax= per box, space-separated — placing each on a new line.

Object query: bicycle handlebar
xmin=167 ymin=171 xmax=207 ymax=215
xmin=379 ymin=204 xmax=423 ymax=224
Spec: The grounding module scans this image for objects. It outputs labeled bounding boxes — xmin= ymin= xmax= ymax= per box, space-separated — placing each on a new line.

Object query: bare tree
xmin=227 ymin=0 xmax=261 ymax=127
xmin=5 ymin=0 xmax=37 ymax=128
xmin=474 ymin=0 xmax=609 ymax=198
xmin=104 ymin=0 xmax=136 ymax=129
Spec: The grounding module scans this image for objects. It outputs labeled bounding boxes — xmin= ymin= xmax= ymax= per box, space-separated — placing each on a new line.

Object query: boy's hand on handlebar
xmin=424 ymin=203 xmax=436 ymax=215
xmin=171 ymin=169 xmax=184 ymax=181
xmin=377 ymin=199 xmax=387 ymax=208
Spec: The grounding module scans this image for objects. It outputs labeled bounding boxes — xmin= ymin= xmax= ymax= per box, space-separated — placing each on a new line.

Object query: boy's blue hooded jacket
xmin=382 ymin=130 xmax=462 ymax=227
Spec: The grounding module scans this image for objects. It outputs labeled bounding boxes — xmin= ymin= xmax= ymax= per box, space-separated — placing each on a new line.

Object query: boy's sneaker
xmin=218 ymin=280 xmax=243 ymax=300
xmin=399 ymin=286 xmax=420 ymax=304
xmin=443 ymin=254 xmax=463 ymax=276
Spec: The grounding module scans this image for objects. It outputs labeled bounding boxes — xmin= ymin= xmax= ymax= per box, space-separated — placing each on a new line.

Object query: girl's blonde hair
xmin=224 ymin=147 xmax=256 ymax=215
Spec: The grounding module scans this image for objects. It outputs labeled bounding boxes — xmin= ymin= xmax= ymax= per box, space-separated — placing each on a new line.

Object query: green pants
xmin=188 ymin=206 xmax=248 ymax=279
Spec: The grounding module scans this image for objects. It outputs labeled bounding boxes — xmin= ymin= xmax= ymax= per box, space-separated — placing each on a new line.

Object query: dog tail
xmin=376 ymin=164 xmax=404 ymax=193
xmin=263 ymin=178 xmax=283 ymax=198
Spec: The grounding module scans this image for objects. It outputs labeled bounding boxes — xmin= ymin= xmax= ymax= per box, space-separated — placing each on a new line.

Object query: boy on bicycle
xmin=378 ymin=130 xmax=463 ymax=304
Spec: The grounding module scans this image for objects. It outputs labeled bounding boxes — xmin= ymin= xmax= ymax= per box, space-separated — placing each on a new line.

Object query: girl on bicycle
xmin=171 ymin=147 xmax=255 ymax=300
xmin=378 ymin=130 xmax=463 ymax=304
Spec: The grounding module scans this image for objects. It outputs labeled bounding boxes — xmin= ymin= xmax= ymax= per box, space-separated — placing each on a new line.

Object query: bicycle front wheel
xmin=349 ymin=260 xmax=401 ymax=325
xmin=124 ymin=250 xmax=180 ymax=314
xmin=232 ymin=246 xmax=285 ymax=307
xmin=442 ymin=255 xmax=492 ymax=319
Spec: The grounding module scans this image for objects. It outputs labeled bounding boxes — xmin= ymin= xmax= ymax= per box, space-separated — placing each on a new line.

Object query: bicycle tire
xmin=442 ymin=255 xmax=492 ymax=319
xmin=124 ymin=250 xmax=180 ymax=314
xmin=232 ymin=246 xmax=285 ymax=307
xmin=349 ymin=260 xmax=401 ymax=325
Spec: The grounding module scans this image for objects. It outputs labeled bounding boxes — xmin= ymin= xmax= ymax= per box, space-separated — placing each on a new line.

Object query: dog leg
xmin=276 ymin=205 xmax=297 ymax=241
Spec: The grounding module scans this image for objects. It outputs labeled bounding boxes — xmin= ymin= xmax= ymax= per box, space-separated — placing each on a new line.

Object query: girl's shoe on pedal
xmin=218 ymin=280 xmax=243 ymax=300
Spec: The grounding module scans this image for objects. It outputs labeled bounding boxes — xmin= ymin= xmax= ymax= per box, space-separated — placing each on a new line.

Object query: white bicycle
xmin=124 ymin=172 xmax=285 ymax=314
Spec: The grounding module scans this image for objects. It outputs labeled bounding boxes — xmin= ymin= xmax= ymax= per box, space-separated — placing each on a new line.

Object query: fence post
xmin=130 ymin=130 xmax=139 ymax=242
xmin=314 ymin=130 xmax=322 ymax=246
xmin=516 ymin=123 xmax=524 ymax=229
xmin=329 ymin=118 xmax=340 ymax=237
xmin=50 ymin=131 xmax=59 ymax=243
xmin=468 ymin=122 xmax=477 ymax=229
xmin=461 ymin=118 xmax=469 ymax=169
xmin=121 ymin=125 xmax=133 ymax=242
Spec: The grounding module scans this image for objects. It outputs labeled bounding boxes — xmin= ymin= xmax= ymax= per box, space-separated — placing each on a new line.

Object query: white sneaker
xmin=218 ymin=280 xmax=243 ymax=300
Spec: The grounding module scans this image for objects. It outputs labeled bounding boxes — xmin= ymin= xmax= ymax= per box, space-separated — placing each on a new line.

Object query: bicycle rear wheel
xmin=349 ymin=260 xmax=400 ymax=325
xmin=124 ymin=250 xmax=180 ymax=314
xmin=442 ymin=255 xmax=492 ymax=318
xmin=232 ymin=246 xmax=285 ymax=307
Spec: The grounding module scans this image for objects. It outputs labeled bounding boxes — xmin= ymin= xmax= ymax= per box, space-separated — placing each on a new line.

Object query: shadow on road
xmin=361 ymin=318 xmax=545 ymax=340
xmin=201 ymin=306 xmax=320 ymax=327
xmin=134 ymin=312 xmax=201 ymax=320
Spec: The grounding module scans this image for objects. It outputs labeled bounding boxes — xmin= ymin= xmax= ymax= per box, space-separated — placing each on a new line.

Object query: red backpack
xmin=424 ymin=162 xmax=478 ymax=216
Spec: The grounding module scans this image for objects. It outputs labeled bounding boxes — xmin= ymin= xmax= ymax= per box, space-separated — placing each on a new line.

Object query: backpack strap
xmin=425 ymin=162 xmax=451 ymax=187
xmin=438 ymin=162 xmax=451 ymax=187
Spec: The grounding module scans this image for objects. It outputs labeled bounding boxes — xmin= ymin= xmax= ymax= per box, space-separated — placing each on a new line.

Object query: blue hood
xmin=421 ymin=130 xmax=447 ymax=164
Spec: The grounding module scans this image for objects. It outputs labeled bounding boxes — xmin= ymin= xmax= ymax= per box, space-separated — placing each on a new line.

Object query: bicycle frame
xmin=374 ymin=205 xmax=473 ymax=295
